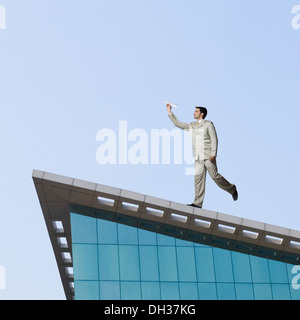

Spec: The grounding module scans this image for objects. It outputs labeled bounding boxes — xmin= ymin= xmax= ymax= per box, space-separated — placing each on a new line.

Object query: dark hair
xmin=196 ymin=106 xmax=208 ymax=119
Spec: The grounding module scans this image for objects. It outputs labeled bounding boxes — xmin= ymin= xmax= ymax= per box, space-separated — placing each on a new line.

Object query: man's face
xmin=194 ymin=109 xmax=202 ymax=120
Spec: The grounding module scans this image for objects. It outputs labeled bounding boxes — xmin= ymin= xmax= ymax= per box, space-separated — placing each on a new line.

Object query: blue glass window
xmin=195 ymin=247 xmax=215 ymax=282
xmin=74 ymin=281 xmax=99 ymax=300
xmin=139 ymin=246 xmax=159 ymax=281
xmin=160 ymin=282 xmax=180 ymax=300
xmin=121 ymin=282 xmax=141 ymax=300
xmin=141 ymin=282 xmax=160 ymax=300
xmin=290 ymin=285 xmax=300 ymax=300
xmin=198 ymin=283 xmax=217 ymax=300
xmin=235 ymin=283 xmax=254 ymax=300
xmin=119 ymin=245 xmax=140 ymax=281
xmin=99 ymin=281 xmax=120 ymax=300
xmin=118 ymin=224 xmax=138 ymax=245
xmin=138 ymin=229 xmax=157 ymax=245
xmin=70 ymin=212 xmax=299 ymax=300
xmin=72 ymin=244 xmax=98 ymax=281
xmin=268 ymin=260 xmax=289 ymax=284
xmin=176 ymin=238 xmax=193 ymax=247
xmin=231 ymin=251 xmax=252 ymax=283
xmin=253 ymin=284 xmax=273 ymax=300
xmin=176 ymin=247 xmax=197 ymax=282
xmin=98 ymin=245 xmax=119 ymax=280
xmin=71 ymin=213 xmax=97 ymax=243
xmin=158 ymin=246 xmax=178 ymax=281
xmin=216 ymin=283 xmax=236 ymax=300
xmin=250 ymin=256 xmax=270 ymax=283
xmin=97 ymin=219 xmax=118 ymax=244
xmin=157 ymin=233 xmax=175 ymax=245
xmin=213 ymin=248 xmax=234 ymax=283
xmin=271 ymin=284 xmax=291 ymax=300
xmin=179 ymin=282 xmax=199 ymax=300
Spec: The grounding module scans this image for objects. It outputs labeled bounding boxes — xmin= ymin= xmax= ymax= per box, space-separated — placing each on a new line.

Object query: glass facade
xmin=70 ymin=212 xmax=300 ymax=300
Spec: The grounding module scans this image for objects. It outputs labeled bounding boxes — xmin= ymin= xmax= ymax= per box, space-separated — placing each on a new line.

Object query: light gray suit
xmin=168 ymin=112 xmax=236 ymax=207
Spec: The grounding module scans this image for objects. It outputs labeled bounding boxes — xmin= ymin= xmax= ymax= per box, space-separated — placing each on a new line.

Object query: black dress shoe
xmin=232 ymin=189 xmax=238 ymax=201
xmin=187 ymin=203 xmax=202 ymax=209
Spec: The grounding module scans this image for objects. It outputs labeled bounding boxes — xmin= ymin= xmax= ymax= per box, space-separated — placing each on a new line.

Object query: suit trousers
xmin=193 ymin=159 xmax=236 ymax=207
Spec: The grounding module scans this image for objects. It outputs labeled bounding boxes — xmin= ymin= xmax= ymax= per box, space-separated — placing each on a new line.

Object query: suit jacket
xmin=168 ymin=113 xmax=218 ymax=160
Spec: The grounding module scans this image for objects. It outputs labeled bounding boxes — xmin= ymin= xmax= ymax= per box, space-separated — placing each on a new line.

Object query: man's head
xmin=194 ymin=106 xmax=207 ymax=120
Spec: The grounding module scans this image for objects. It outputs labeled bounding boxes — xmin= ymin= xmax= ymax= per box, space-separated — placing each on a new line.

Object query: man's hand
xmin=166 ymin=104 xmax=172 ymax=115
xmin=209 ymin=156 xmax=216 ymax=163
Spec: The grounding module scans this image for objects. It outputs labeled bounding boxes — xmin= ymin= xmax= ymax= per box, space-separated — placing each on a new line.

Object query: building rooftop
xmin=32 ymin=169 xmax=300 ymax=300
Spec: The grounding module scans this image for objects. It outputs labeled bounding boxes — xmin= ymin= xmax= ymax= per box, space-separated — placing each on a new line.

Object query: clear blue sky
xmin=0 ymin=0 xmax=299 ymax=299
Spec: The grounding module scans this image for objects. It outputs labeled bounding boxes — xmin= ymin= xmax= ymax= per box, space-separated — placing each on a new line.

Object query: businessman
xmin=166 ymin=104 xmax=238 ymax=208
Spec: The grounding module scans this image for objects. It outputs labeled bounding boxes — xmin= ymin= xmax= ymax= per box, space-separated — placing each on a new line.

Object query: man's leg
xmin=193 ymin=159 xmax=207 ymax=208
xmin=205 ymin=159 xmax=236 ymax=195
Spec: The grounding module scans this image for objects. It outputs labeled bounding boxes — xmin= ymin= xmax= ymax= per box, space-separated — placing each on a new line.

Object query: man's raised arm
xmin=166 ymin=104 xmax=190 ymax=130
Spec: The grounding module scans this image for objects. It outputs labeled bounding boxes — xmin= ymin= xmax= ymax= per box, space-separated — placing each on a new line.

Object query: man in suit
xmin=166 ymin=104 xmax=238 ymax=208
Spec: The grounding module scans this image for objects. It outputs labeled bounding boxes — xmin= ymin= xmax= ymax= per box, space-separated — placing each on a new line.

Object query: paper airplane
xmin=163 ymin=100 xmax=178 ymax=108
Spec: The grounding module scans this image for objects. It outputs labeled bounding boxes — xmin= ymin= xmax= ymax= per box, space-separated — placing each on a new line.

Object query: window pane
xmin=235 ymin=283 xmax=254 ymax=300
xmin=139 ymin=246 xmax=159 ymax=281
xmin=99 ymin=281 xmax=120 ymax=300
xmin=74 ymin=281 xmax=99 ymax=300
xmin=179 ymin=283 xmax=199 ymax=300
xmin=118 ymin=224 xmax=138 ymax=245
xmin=157 ymin=233 xmax=175 ymax=245
xmin=290 ymin=284 xmax=300 ymax=300
xmin=213 ymin=248 xmax=234 ymax=282
xmin=175 ymin=238 xmax=193 ymax=247
xmin=250 ymin=256 xmax=270 ymax=283
xmin=195 ymin=247 xmax=215 ymax=282
xmin=71 ymin=213 xmax=97 ymax=243
xmin=119 ymin=245 xmax=140 ymax=281
xmin=268 ymin=260 xmax=288 ymax=284
xmin=141 ymin=282 xmax=160 ymax=300
xmin=160 ymin=282 xmax=179 ymax=300
xmin=253 ymin=284 xmax=272 ymax=300
xmin=272 ymin=284 xmax=291 ymax=300
xmin=217 ymin=283 xmax=236 ymax=300
xmin=158 ymin=246 xmax=178 ymax=281
xmin=231 ymin=251 xmax=252 ymax=283
xmin=176 ymin=247 xmax=197 ymax=281
xmin=72 ymin=244 xmax=98 ymax=280
xmin=98 ymin=245 xmax=119 ymax=280
xmin=198 ymin=283 xmax=217 ymax=300
xmin=138 ymin=229 xmax=157 ymax=245
xmin=120 ymin=282 xmax=141 ymax=300
xmin=97 ymin=219 xmax=118 ymax=244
